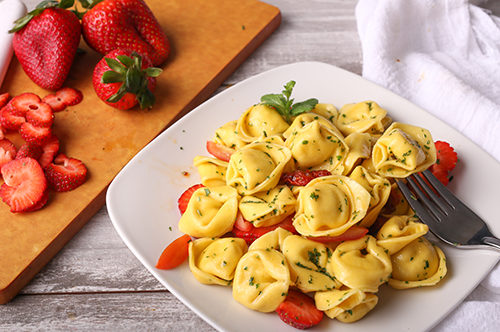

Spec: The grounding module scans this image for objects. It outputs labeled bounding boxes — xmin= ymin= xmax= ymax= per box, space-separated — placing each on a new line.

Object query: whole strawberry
xmin=10 ymin=0 xmax=81 ymax=90
xmin=92 ymin=49 xmax=162 ymax=110
xmin=81 ymin=0 xmax=170 ymax=66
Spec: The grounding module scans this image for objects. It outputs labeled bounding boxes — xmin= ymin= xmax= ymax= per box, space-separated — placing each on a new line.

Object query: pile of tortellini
xmin=178 ymin=100 xmax=448 ymax=324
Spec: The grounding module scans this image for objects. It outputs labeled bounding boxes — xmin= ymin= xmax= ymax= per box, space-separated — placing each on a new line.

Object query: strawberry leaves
xmin=100 ymin=52 xmax=162 ymax=109
xmin=260 ymin=80 xmax=318 ymax=123
xmin=9 ymin=0 xmax=75 ymax=33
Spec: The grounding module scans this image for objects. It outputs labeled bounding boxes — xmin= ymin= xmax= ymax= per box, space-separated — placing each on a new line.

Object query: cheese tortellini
xmin=372 ymin=122 xmax=437 ymax=177
xmin=232 ymin=249 xmax=290 ymax=312
xmin=179 ymin=185 xmax=239 ymax=238
xmin=226 ymin=139 xmax=292 ymax=195
xmin=176 ymin=94 xmax=449 ymax=326
xmin=189 ymin=237 xmax=247 ymax=285
xmin=293 ymin=175 xmax=371 ymax=237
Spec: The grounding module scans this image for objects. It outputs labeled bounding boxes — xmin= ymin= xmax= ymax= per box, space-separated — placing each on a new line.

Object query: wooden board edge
xmin=0 ymin=188 xmax=107 ymax=304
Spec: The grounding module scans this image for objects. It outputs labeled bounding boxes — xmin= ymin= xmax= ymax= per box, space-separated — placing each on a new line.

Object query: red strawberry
xmin=432 ymin=141 xmax=458 ymax=172
xmin=19 ymin=122 xmax=52 ymax=145
xmin=206 ymin=141 xmax=234 ymax=162
xmin=92 ymin=49 xmax=162 ymax=109
xmin=38 ymin=135 xmax=60 ymax=168
xmin=0 ymin=125 xmax=5 ymax=140
xmin=0 ymin=103 xmax=26 ymax=131
xmin=0 ymin=93 xmax=10 ymax=108
xmin=430 ymin=166 xmax=449 ymax=186
xmin=178 ymin=184 xmax=204 ymax=214
xmin=9 ymin=92 xmax=54 ymax=127
xmin=0 ymin=138 xmax=17 ymax=171
xmin=42 ymin=87 xmax=83 ymax=112
xmin=44 ymin=154 xmax=88 ymax=191
xmin=10 ymin=2 xmax=81 ymax=90
xmin=276 ymin=289 xmax=324 ymax=329
xmin=24 ymin=188 xmax=49 ymax=212
xmin=280 ymin=170 xmax=332 ymax=186
xmin=16 ymin=142 xmax=43 ymax=160
xmin=232 ymin=215 xmax=298 ymax=245
xmin=0 ymin=157 xmax=47 ymax=212
xmin=81 ymin=0 xmax=170 ymax=66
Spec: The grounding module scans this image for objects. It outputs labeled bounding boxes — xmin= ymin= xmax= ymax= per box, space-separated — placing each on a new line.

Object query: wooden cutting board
xmin=0 ymin=0 xmax=281 ymax=304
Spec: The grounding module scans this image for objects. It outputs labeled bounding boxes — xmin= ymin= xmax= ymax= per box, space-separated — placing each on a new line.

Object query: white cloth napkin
xmin=0 ymin=0 xmax=26 ymax=88
xmin=355 ymin=0 xmax=500 ymax=330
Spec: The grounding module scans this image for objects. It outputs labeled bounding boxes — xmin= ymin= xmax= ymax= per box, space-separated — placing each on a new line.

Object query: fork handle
xmin=482 ymin=236 xmax=500 ymax=250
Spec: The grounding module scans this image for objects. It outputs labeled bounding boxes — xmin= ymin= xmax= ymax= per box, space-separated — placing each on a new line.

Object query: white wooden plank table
xmin=1 ymin=0 xmax=499 ymax=331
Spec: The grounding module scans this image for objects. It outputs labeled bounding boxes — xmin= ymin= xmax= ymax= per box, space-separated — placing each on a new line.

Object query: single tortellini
xmin=214 ymin=120 xmax=247 ymax=150
xmin=239 ymin=185 xmax=296 ymax=227
xmin=232 ymin=249 xmax=290 ymax=312
xmin=389 ymin=237 xmax=447 ymax=289
xmin=179 ymin=185 xmax=239 ymax=238
xmin=372 ymin=122 xmax=437 ymax=178
xmin=342 ymin=132 xmax=376 ymax=175
xmin=193 ymin=156 xmax=228 ymax=187
xmin=235 ymin=104 xmax=289 ymax=142
xmin=331 ymin=235 xmax=392 ymax=292
xmin=349 ymin=166 xmax=391 ymax=228
xmin=282 ymin=235 xmax=342 ymax=292
xmin=376 ymin=215 xmax=428 ymax=255
xmin=188 ymin=237 xmax=248 ymax=286
xmin=249 ymin=227 xmax=294 ymax=252
xmin=311 ymin=103 xmax=338 ymax=123
xmin=284 ymin=120 xmax=348 ymax=171
xmin=293 ymin=175 xmax=371 ymax=237
xmin=315 ymin=288 xmax=378 ymax=323
xmin=226 ymin=140 xmax=292 ymax=195
xmin=334 ymin=101 xmax=391 ymax=136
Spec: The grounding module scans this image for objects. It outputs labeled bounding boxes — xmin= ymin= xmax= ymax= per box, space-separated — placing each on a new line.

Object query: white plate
xmin=106 ymin=62 xmax=500 ymax=332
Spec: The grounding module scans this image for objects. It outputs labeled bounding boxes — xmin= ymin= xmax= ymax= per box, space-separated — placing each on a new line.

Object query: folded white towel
xmin=0 ymin=0 xmax=26 ymax=88
xmin=355 ymin=0 xmax=500 ymax=330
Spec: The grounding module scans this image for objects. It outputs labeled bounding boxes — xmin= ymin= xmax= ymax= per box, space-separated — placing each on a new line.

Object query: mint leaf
xmin=290 ymin=98 xmax=319 ymax=116
xmin=260 ymin=81 xmax=318 ymax=123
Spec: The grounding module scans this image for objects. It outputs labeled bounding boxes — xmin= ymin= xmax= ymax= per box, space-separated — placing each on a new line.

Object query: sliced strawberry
xmin=0 ymin=125 xmax=5 ymax=140
xmin=19 ymin=122 xmax=52 ymax=145
xmin=10 ymin=92 xmax=41 ymax=114
xmin=25 ymin=102 xmax=54 ymax=127
xmin=0 ymin=138 xmax=17 ymax=171
xmin=16 ymin=142 xmax=43 ymax=160
xmin=42 ymin=87 xmax=83 ymax=111
xmin=24 ymin=188 xmax=49 ymax=212
xmin=44 ymin=154 xmax=88 ymax=192
xmin=0 ymin=158 xmax=47 ymax=212
xmin=430 ymin=166 xmax=449 ymax=186
xmin=280 ymin=170 xmax=331 ymax=187
xmin=1 ymin=104 xmax=26 ymax=131
xmin=178 ymin=184 xmax=204 ymax=214
xmin=276 ymin=289 xmax=324 ymax=329
xmin=206 ymin=140 xmax=234 ymax=162
xmin=0 ymin=93 xmax=10 ymax=108
xmin=432 ymin=141 xmax=458 ymax=172
xmin=232 ymin=215 xmax=298 ymax=245
xmin=38 ymin=135 xmax=60 ymax=168
xmin=307 ymin=226 xmax=368 ymax=244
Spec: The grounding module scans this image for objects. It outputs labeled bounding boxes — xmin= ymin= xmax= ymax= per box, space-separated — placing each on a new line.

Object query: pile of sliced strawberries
xmin=0 ymin=87 xmax=87 ymax=213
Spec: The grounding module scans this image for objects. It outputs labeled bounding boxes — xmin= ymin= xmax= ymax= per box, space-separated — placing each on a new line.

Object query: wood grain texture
xmin=2 ymin=0 xmax=499 ymax=330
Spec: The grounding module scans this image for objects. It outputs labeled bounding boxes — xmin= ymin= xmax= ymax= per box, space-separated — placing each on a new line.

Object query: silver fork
xmin=396 ymin=169 xmax=500 ymax=250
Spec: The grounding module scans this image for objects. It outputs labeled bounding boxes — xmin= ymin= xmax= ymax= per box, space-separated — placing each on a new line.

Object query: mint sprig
xmin=260 ymin=81 xmax=318 ymax=123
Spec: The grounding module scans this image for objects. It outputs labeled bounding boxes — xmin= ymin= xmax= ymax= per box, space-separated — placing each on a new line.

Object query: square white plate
xmin=106 ymin=62 xmax=500 ymax=332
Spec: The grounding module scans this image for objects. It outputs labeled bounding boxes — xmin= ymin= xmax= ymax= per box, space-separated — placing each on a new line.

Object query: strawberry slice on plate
xmin=432 ymin=140 xmax=458 ymax=172
xmin=0 ymin=157 xmax=47 ymax=212
xmin=276 ymin=289 xmax=324 ymax=329
xmin=232 ymin=214 xmax=298 ymax=244
xmin=206 ymin=140 xmax=234 ymax=162
xmin=281 ymin=169 xmax=331 ymax=186
xmin=177 ymin=184 xmax=204 ymax=214
xmin=44 ymin=154 xmax=88 ymax=192
xmin=0 ymin=138 xmax=17 ymax=171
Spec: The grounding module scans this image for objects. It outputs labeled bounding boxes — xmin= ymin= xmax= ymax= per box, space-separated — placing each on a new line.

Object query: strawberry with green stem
xmin=10 ymin=0 xmax=81 ymax=90
xmin=93 ymin=49 xmax=162 ymax=110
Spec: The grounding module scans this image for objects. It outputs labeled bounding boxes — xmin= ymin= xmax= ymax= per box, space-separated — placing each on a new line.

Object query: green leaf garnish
xmin=260 ymin=80 xmax=318 ymax=123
